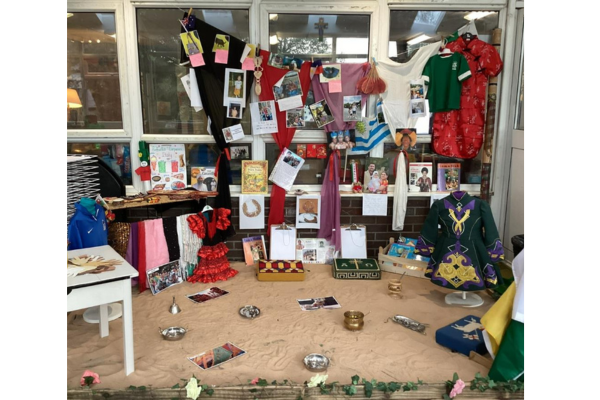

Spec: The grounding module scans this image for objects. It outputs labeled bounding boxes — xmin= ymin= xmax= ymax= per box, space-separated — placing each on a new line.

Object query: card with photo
xmin=269 ymin=148 xmax=305 ymax=191
xmin=250 ymin=100 xmax=278 ymax=135
xmin=212 ymin=34 xmax=230 ymax=51
xmin=230 ymin=146 xmax=250 ymax=160
xmin=319 ymin=64 xmax=341 ymax=83
xmin=188 ymin=342 xmax=246 ymax=370
xmin=146 ymin=261 xmax=183 ymax=295
xmin=286 ymin=108 xmax=305 ymax=128
xmin=308 ymin=99 xmax=335 ymax=128
xmin=296 ymin=195 xmax=321 ymax=229
xmin=297 ymin=296 xmax=341 ymax=311
xmin=180 ymin=30 xmax=203 ymax=56
xmin=343 ymin=95 xmax=362 ymax=122
xmin=227 ymin=101 xmax=243 ymax=119
xmin=273 ymin=71 xmax=303 ymax=111
xmin=186 ymin=287 xmax=230 ymax=304
xmin=395 ymin=128 xmax=418 ymax=152
xmin=222 ymin=124 xmax=244 ymax=143
xmin=223 ymin=68 xmax=246 ymax=107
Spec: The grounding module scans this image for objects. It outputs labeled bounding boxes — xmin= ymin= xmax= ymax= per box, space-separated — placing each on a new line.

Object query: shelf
xmin=101 ymin=190 xmax=216 ymax=210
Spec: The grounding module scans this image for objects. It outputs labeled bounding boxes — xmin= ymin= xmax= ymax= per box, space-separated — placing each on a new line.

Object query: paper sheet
xmin=180 ymin=72 xmax=203 ymax=112
xmin=340 ymin=227 xmax=367 ymax=258
xmin=250 ymin=101 xmax=278 ymax=135
xmin=239 ymin=195 xmax=265 ymax=229
xmin=328 ymin=80 xmax=342 ymax=93
xmin=270 ymin=225 xmax=297 ymax=260
xmin=362 ymin=194 xmax=388 ymax=216
xmin=277 ymin=95 xmax=303 ymax=112
xmin=215 ymin=49 xmax=229 ymax=64
xmin=190 ymin=53 xmax=205 ymax=67
xmin=268 ymin=147 xmax=305 ymax=191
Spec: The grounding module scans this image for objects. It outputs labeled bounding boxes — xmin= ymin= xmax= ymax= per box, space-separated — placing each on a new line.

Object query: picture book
xmin=437 ymin=163 xmax=461 ymax=192
xmin=242 ymin=236 xmax=267 ymax=266
xmin=241 ymin=160 xmax=268 ymax=194
xmin=409 ymin=162 xmax=433 ymax=192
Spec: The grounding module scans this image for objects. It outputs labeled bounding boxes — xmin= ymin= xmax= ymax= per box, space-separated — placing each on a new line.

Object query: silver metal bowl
xmin=239 ymin=305 xmax=261 ymax=319
xmin=159 ymin=326 xmax=187 ymax=341
xmin=303 ymin=353 xmax=330 ymax=372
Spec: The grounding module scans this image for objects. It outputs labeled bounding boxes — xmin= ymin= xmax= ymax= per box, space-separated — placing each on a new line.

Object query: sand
xmin=67 ymin=262 xmax=493 ymax=390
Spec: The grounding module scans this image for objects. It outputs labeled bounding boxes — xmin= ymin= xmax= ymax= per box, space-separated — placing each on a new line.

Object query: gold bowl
xmin=343 ymin=310 xmax=365 ymax=331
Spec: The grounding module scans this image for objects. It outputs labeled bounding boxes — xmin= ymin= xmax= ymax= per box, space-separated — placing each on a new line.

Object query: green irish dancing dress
xmin=414 ymin=191 xmax=504 ymax=291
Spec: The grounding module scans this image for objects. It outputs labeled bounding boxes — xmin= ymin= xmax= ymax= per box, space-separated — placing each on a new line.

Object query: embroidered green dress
xmin=414 ymin=191 xmax=504 ymax=291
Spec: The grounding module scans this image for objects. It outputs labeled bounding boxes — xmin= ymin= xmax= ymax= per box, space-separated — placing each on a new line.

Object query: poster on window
xmin=149 ymin=144 xmax=187 ymax=190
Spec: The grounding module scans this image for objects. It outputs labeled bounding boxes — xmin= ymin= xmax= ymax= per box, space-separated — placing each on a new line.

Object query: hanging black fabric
xmin=180 ymin=14 xmax=254 ymax=239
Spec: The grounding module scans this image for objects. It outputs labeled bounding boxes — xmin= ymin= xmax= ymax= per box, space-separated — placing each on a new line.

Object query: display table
xmin=67 ymin=245 xmax=139 ymax=376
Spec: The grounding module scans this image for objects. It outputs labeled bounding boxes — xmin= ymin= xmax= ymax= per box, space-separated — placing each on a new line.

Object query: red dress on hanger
xmin=186 ymin=209 xmax=238 ymax=283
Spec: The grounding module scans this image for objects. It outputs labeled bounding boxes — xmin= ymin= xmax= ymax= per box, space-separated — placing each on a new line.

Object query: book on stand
xmin=408 ymin=162 xmax=433 ymax=192
xmin=437 ymin=163 xmax=461 ymax=192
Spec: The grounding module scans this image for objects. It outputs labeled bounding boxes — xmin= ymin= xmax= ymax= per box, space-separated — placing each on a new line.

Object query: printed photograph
xmin=363 ymin=157 xmax=392 ymax=194
xmin=410 ymin=82 xmax=425 ymax=99
xmin=146 ymin=261 xmax=183 ymax=295
xmin=410 ymin=100 xmax=426 ymax=117
xmin=328 ymin=130 xmax=355 ymax=150
xmin=302 ymin=249 xmax=317 ymax=262
xmin=319 ymin=64 xmax=341 ymax=82
xmin=309 ymin=99 xmax=335 ymax=128
xmin=282 ymin=149 xmax=303 ymax=168
xmin=230 ymin=146 xmax=250 ymax=160
xmin=227 ymin=70 xmax=245 ymax=99
xmin=259 ymin=101 xmax=274 ymax=121
xmin=296 ymin=196 xmax=320 ymax=228
xmin=273 ymin=71 xmax=303 ymax=100
xmin=395 ymin=128 xmax=418 ymax=152
xmin=212 ymin=34 xmax=230 ymax=51
xmin=297 ymin=296 xmax=341 ymax=311
xmin=188 ymin=342 xmax=245 ymax=370
xmin=286 ymin=108 xmax=305 ymax=128
xmin=227 ymin=101 xmax=242 ymax=119
xmin=180 ymin=30 xmax=203 ymax=56
xmin=343 ymin=95 xmax=362 ymax=122
xmin=186 ymin=287 xmax=230 ymax=304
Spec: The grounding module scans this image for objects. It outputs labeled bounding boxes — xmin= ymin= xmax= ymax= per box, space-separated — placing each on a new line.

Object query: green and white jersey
xmin=422 ymin=53 xmax=471 ymax=113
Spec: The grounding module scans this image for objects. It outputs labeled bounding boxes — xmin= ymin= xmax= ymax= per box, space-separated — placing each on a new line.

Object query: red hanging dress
xmin=186 ymin=209 xmax=238 ymax=283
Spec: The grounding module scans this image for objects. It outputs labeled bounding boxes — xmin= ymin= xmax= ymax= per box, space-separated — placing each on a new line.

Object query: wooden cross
xmin=314 ymin=17 xmax=328 ymax=42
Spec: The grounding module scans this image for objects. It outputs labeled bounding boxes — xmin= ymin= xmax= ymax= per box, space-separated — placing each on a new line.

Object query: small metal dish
xmin=303 ymin=353 xmax=330 ymax=372
xmin=159 ymin=326 xmax=187 ymax=341
xmin=239 ymin=305 xmax=261 ymax=319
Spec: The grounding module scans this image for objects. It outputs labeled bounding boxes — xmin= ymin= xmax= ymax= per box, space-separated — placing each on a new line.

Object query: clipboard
xmin=269 ymin=223 xmax=297 ymax=260
xmin=340 ymin=224 xmax=367 ymax=259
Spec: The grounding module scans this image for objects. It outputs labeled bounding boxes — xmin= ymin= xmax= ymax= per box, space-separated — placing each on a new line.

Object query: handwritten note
xmin=215 ymin=49 xmax=228 ymax=64
xmin=362 ymin=194 xmax=388 ymax=216
xmin=190 ymin=53 xmax=205 ymax=67
xmin=328 ymin=80 xmax=342 ymax=93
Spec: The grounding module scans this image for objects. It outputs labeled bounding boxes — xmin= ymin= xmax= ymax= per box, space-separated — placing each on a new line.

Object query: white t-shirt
xmin=375 ymin=42 xmax=441 ymax=134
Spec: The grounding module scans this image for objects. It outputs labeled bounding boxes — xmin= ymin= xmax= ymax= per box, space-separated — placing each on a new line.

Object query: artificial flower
xmin=186 ymin=376 xmax=202 ymax=400
xmin=250 ymin=377 xmax=260 ymax=385
xmin=449 ymin=379 xmax=466 ymax=398
xmin=306 ymin=374 xmax=328 ymax=388
xmin=80 ymin=370 xmax=101 ymax=386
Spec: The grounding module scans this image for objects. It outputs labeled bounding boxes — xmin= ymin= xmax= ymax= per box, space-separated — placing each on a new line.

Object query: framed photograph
xmin=188 ymin=342 xmax=246 ymax=370
xmin=308 ymin=99 xmax=335 ymax=128
xmin=223 ymin=68 xmax=246 ymax=107
xmin=146 ymin=261 xmax=183 ymax=295
xmin=186 ymin=287 xmax=230 ymax=304
xmin=230 ymin=145 xmax=250 ymax=160
xmin=227 ymin=101 xmax=243 ymax=119
xmin=286 ymin=108 xmax=305 ymax=128
xmin=296 ymin=195 xmax=321 ymax=229
xmin=343 ymin=95 xmax=362 ymax=122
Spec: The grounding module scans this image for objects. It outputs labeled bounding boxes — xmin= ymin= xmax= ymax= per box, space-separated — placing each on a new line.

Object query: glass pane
xmin=179 ymin=144 xmax=245 ymax=186
xmin=67 ymin=13 xmax=123 ymax=129
xmin=388 ymin=11 xmax=499 ymax=62
xmin=382 ymin=142 xmax=483 ymax=186
xmin=67 ymin=143 xmax=132 ymax=185
xmin=515 ymin=52 xmax=524 ymax=130
xmin=269 ymin=14 xmax=370 ymax=64
xmin=137 ymin=9 xmax=250 ymax=135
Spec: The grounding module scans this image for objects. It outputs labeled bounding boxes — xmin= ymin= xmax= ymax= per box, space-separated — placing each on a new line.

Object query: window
xmin=67 ymin=143 xmax=133 ymax=185
xmin=136 ymin=9 xmax=250 ymax=135
xmin=67 ymin=13 xmax=123 ymax=129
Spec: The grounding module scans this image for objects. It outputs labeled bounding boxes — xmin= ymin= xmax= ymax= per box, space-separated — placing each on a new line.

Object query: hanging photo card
xmin=340 ymin=225 xmax=367 ymax=259
xmin=222 ymin=124 xmax=245 ymax=143
xmin=273 ymin=71 xmax=303 ymax=111
xmin=212 ymin=34 xmax=230 ymax=64
xmin=286 ymin=108 xmax=305 ymax=128
xmin=309 ymin=99 xmax=335 ymax=128
xmin=270 ymin=224 xmax=297 ymax=260
xmin=149 ymin=144 xmax=187 ymax=190
xmin=227 ymin=100 xmax=243 ymax=119
xmin=180 ymin=30 xmax=205 ymax=67
xmin=319 ymin=64 xmax=341 ymax=82
xmin=363 ymin=194 xmax=388 ymax=216
xmin=410 ymin=80 xmax=425 ymax=100
xmin=223 ymin=68 xmax=246 ymax=107
xmin=146 ymin=261 xmax=184 ymax=295
xmin=269 ymin=148 xmax=305 ymax=191
xmin=343 ymin=95 xmax=362 ymax=122
xmin=296 ymin=195 xmax=321 ymax=229
xmin=239 ymin=195 xmax=265 ymax=229
xmin=250 ymin=101 xmax=278 ymax=135
xmin=410 ymin=99 xmax=426 ymax=118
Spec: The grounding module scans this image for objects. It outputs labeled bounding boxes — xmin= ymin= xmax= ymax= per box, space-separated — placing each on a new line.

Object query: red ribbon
xmin=329 ymin=150 xmax=340 ymax=181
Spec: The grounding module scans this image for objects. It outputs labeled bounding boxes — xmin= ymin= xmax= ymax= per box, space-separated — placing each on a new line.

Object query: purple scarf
xmin=318 ymin=151 xmax=341 ymax=250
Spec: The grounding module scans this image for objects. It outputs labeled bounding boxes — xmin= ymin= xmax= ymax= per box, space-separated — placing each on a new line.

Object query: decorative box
xmin=435 ymin=315 xmax=488 ymax=356
xmin=256 ymin=260 xmax=305 ymax=282
xmin=378 ymin=237 xmax=428 ymax=279
xmin=332 ymin=258 xmax=381 ymax=280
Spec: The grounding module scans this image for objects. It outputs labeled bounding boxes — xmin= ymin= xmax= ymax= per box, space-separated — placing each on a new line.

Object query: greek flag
xmin=351 ymin=117 xmax=391 ymax=154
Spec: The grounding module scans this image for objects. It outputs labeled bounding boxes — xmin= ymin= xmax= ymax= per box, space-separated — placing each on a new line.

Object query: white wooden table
xmin=67 ymin=245 xmax=139 ymax=375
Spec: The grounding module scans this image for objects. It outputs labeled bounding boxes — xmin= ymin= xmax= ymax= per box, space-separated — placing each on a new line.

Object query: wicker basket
xmin=108 ymin=222 xmax=130 ymax=259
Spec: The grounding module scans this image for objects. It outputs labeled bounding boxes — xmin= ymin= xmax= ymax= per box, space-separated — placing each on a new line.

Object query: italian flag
xmin=481 ymin=249 xmax=524 ymax=382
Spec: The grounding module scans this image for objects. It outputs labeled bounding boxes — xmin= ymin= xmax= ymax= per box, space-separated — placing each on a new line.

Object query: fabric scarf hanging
xmin=392 ymin=151 xmax=409 ymax=231
xmin=182 ymin=16 xmax=254 ymax=239
xmin=318 ymin=150 xmax=342 ymax=250
xmin=310 ymin=63 xmax=369 ymax=133
xmin=257 ymin=50 xmax=312 ymax=233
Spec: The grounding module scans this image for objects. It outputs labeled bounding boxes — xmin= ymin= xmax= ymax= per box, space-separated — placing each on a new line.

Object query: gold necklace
xmin=242 ymin=199 xmax=261 ymax=218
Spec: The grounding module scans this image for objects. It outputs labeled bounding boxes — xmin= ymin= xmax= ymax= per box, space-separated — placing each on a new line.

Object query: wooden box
xmin=332 ymin=258 xmax=381 ymax=280
xmin=256 ymin=260 xmax=305 ymax=282
xmin=378 ymin=238 xmax=428 ymax=278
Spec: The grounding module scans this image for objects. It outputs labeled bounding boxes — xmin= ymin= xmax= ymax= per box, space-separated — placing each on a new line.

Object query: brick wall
xmin=119 ymin=197 xmax=430 ymax=260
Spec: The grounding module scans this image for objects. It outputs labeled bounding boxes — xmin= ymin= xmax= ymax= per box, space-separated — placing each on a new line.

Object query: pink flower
xmin=449 ymin=379 xmax=465 ymax=398
xmin=80 ymin=370 xmax=101 ymax=386
xmin=250 ymin=377 xmax=260 ymax=385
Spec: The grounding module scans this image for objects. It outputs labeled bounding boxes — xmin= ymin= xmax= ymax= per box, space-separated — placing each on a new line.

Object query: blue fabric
xmin=435 ymin=315 xmax=488 ymax=356
xmin=67 ymin=202 xmax=108 ymax=250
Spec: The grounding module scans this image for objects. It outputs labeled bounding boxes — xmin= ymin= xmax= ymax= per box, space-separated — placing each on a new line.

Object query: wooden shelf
xmin=102 ymin=190 xmax=217 ymax=210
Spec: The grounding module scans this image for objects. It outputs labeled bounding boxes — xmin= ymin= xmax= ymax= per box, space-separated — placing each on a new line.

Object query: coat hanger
xmin=439 ymin=38 xmax=452 ymax=56
xmin=202 ymin=203 xmax=213 ymax=213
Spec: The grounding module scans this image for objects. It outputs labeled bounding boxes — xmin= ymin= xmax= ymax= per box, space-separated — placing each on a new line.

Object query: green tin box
xmin=332 ymin=258 xmax=381 ymax=280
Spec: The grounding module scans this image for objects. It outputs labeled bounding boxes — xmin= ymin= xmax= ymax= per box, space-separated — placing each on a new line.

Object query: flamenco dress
xmin=186 ymin=208 xmax=238 ymax=283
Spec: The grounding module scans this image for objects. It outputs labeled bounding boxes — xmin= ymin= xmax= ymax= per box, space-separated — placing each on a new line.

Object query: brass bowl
xmin=343 ymin=310 xmax=365 ymax=331
xmin=303 ymin=353 xmax=330 ymax=372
